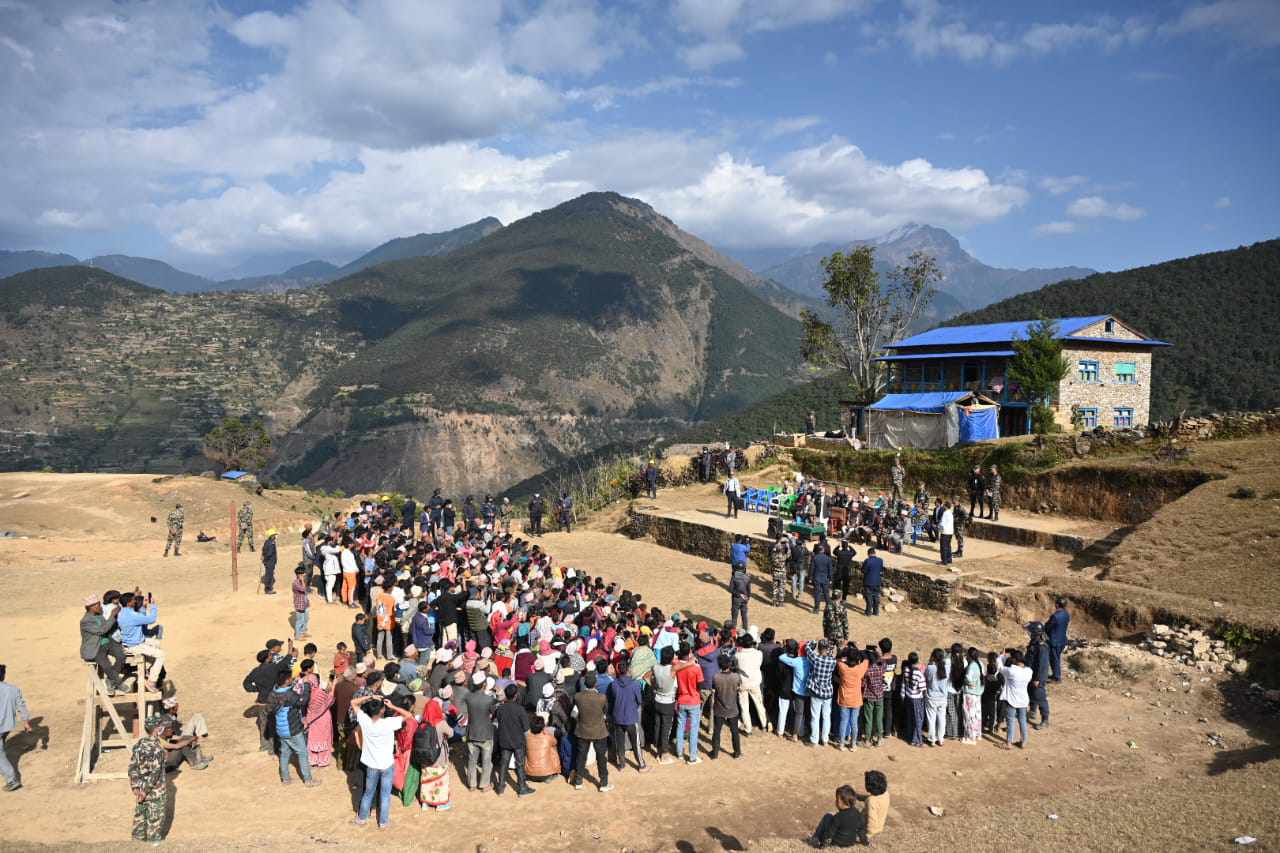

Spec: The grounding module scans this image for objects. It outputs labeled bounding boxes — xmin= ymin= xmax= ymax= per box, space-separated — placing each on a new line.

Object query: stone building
xmin=877 ymin=315 xmax=1170 ymax=436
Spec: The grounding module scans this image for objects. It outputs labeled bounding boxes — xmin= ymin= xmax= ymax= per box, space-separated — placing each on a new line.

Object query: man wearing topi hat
xmin=79 ymin=594 xmax=126 ymax=694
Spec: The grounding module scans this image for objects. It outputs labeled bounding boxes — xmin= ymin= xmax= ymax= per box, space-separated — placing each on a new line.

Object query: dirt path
xmin=0 ymin=474 xmax=1275 ymax=851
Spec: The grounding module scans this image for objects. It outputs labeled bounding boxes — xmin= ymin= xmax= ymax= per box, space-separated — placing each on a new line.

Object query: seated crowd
xmin=235 ymin=494 xmax=1058 ymax=843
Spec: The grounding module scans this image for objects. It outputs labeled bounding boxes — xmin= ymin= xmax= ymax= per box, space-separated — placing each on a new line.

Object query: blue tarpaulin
xmin=221 ymin=470 xmax=249 ymax=480
xmin=958 ymin=405 xmax=999 ymax=444
xmin=868 ymin=391 xmax=974 ymax=413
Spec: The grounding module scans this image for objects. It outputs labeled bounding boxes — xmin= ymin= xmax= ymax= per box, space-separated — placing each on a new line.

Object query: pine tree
xmin=1008 ymin=317 xmax=1070 ymax=434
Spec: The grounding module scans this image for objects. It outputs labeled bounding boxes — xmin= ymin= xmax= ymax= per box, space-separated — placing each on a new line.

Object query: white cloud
xmin=1066 ymin=195 xmax=1146 ymax=221
xmin=1039 ymin=174 xmax=1089 ymax=195
xmin=764 ymin=115 xmax=823 ymax=138
xmin=565 ymin=75 xmax=740 ymax=110
xmin=1214 ymin=195 xmax=1232 ymax=208
xmin=897 ymin=0 xmax=1150 ymax=64
xmin=672 ymin=0 xmax=871 ymax=68
xmin=1161 ymin=0 xmax=1280 ymax=48
xmin=1034 ymin=221 xmax=1079 ymax=236
xmin=936 ymin=131 xmax=956 ymax=141
xmin=507 ymin=0 xmax=618 ymax=75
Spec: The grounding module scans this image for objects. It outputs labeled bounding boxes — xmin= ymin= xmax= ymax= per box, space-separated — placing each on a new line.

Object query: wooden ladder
xmin=75 ymin=653 xmax=163 ymax=783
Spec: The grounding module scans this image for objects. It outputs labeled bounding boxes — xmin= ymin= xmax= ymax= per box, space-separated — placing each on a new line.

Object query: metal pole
xmin=230 ymin=501 xmax=239 ymax=592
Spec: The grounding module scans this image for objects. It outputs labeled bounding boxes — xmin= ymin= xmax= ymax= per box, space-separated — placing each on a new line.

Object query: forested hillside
xmin=948 ymin=239 xmax=1280 ymax=420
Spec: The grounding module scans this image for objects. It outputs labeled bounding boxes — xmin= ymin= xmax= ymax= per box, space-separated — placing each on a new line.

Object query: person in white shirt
xmin=320 ymin=539 xmax=341 ymax=604
xmin=339 ymin=541 xmax=359 ymax=608
xmin=734 ymin=634 xmax=767 ymax=734
xmin=998 ymin=650 xmax=1032 ymax=749
xmin=351 ymin=694 xmax=411 ymax=829
xmin=939 ymin=503 xmax=956 ymax=565
xmin=724 ymin=475 xmax=741 ymax=519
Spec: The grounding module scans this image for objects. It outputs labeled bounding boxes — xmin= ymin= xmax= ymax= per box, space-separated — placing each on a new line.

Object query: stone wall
xmin=966 ymin=518 xmax=1086 ymax=554
xmin=1055 ymin=346 xmax=1153 ymax=429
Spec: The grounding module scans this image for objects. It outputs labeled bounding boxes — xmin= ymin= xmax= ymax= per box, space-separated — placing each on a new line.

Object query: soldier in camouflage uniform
xmin=890 ymin=455 xmax=905 ymax=504
xmin=986 ymin=465 xmax=1002 ymax=521
xmin=163 ymin=503 xmax=184 ymax=557
xmin=822 ymin=595 xmax=848 ymax=643
xmin=129 ymin=714 xmax=170 ymax=843
xmin=769 ymin=536 xmax=789 ymax=606
xmin=237 ymin=501 xmax=255 ymax=552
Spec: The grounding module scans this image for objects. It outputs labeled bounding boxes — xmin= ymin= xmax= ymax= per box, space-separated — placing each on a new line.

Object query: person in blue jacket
xmin=1045 ymin=597 xmax=1070 ymax=683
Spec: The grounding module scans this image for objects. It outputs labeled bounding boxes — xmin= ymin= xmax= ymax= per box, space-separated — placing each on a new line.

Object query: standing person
xmin=833 ymin=539 xmax=856 ymax=602
xmin=834 ymin=648 xmax=867 ymax=751
xmin=237 ymin=501 xmax=255 ymax=552
xmin=163 ymin=503 xmax=184 ymax=557
xmin=527 ymin=493 xmax=544 ymax=536
xmin=302 ymin=666 xmax=335 ymax=769
xmin=901 ymin=652 xmax=926 ymax=747
xmin=944 ymin=644 xmax=965 ymax=740
xmin=810 ymin=547 xmax=832 ymax=613
xmin=735 ymin=635 xmax=767 ymax=735
xmin=723 ymin=474 xmax=741 ymax=519
xmin=414 ymin=699 xmax=453 ymax=811
xmin=79 ymin=595 xmax=126 ymax=694
xmin=877 ymin=639 xmax=899 ymax=741
xmin=709 ymin=654 xmax=742 ymax=760
xmin=261 ymin=529 xmax=279 ymax=594
xmin=806 ymin=640 xmax=836 ymax=747
xmin=351 ymin=695 xmax=409 ymax=827
xmin=968 ymin=466 xmax=985 ymax=519
xmin=373 ymin=582 xmax=397 ymax=660
xmin=804 ymin=410 xmax=817 ymax=435
xmin=769 ymin=536 xmax=789 ymax=607
xmin=0 ymin=665 xmax=32 ymax=791
xmin=986 ymin=465 xmax=1002 ymax=521
xmin=823 ymin=596 xmax=848 ymax=645
xmin=499 ymin=498 xmax=513 ymax=535
xmin=890 ymin=455 xmax=905 ymax=505
xmin=952 ymin=497 xmax=968 ymax=558
xmin=999 ymin=650 xmax=1032 ymax=749
xmin=463 ymin=679 xmax=496 ymax=792
xmin=789 ymin=536 xmax=809 ymax=603
xmin=1045 ymin=598 xmax=1071 ymax=683
xmin=860 ymin=650 xmax=886 ymax=747
xmin=494 ymin=684 xmax=535 ymax=797
xmin=651 ymin=647 xmax=678 ymax=764
xmin=981 ymin=652 xmax=1002 ymax=734
xmin=128 ymin=715 xmax=170 ymax=843
xmin=572 ymin=672 xmax=612 ymax=790
xmin=320 ymin=536 xmax=341 ymax=604
xmin=778 ymin=640 xmax=809 ymax=741
xmin=923 ymin=649 xmax=947 ymax=747
xmin=728 ymin=565 xmax=750 ymax=631
xmin=557 ymin=492 xmax=575 ymax=533
xmin=1025 ymin=622 xmax=1051 ymax=729
xmin=673 ymin=644 xmax=704 ymax=765
xmin=861 ymin=548 xmax=884 ymax=617
xmin=961 ymin=647 xmax=984 ymax=745
xmin=644 ymin=460 xmax=659 ymax=499
xmin=267 ymin=670 xmax=320 ymax=786
xmin=607 ymin=663 xmax=648 ymax=772
xmin=291 ymin=566 xmax=311 ymax=640
xmin=938 ymin=503 xmax=954 ymax=565
xmin=339 ymin=538 xmax=359 ymax=608
xmin=401 ymin=495 xmax=417 ymax=540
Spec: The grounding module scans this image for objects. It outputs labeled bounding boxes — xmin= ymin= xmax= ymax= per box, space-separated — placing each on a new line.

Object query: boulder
xmin=1152 ymin=624 xmax=1171 ymax=637
xmin=200 ymin=470 xmax=217 ymax=479
xmin=1229 ymin=659 xmax=1250 ymax=675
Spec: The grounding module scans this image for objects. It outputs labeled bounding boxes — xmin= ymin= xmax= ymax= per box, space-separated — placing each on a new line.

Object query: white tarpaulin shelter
xmin=866 ymin=391 xmax=999 ymax=450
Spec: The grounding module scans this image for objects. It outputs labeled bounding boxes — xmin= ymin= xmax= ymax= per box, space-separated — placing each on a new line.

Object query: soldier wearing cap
xmin=129 ymin=714 xmax=170 ymax=843
xmin=163 ymin=503 xmax=184 ymax=558
xmin=237 ymin=501 xmax=255 ymax=551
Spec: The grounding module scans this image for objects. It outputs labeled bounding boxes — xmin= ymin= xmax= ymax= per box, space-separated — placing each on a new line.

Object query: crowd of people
xmin=223 ymin=489 xmax=1071 ymax=844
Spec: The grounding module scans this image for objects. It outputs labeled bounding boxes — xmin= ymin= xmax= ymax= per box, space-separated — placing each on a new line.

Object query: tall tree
xmin=800 ymin=246 xmax=941 ymax=401
xmin=1008 ymin=317 xmax=1071 ymax=434
xmin=202 ymin=416 xmax=272 ymax=471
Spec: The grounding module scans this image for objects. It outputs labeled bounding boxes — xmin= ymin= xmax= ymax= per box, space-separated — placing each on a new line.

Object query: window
xmin=1104 ymin=318 xmax=1115 ymax=334
xmin=1078 ymin=359 xmax=1099 ymax=382
xmin=1114 ymin=361 xmax=1137 ymax=384
xmin=1114 ymin=407 xmax=1134 ymax=428
xmin=1079 ymin=407 xmax=1099 ymax=429
xmin=962 ymin=362 xmax=982 ymax=385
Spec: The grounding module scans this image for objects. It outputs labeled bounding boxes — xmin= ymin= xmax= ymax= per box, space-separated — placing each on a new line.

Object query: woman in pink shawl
xmin=302 ymin=667 xmax=335 ymax=768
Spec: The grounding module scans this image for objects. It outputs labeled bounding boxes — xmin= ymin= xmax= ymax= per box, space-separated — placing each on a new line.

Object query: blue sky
xmin=1 ymin=0 xmax=1276 ymax=277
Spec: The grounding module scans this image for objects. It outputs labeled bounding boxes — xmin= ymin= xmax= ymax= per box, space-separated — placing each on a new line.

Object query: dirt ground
xmin=0 ymin=472 xmax=1277 ymax=852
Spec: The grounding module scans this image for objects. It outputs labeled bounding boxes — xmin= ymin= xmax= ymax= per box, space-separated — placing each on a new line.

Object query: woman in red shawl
xmin=396 ymin=696 xmax=453 ymax=811
xmin=301 ymin=665 xmax=335 ymax=768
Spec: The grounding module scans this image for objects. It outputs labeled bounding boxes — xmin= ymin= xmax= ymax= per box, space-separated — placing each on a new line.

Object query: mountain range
xmin=0 ymin=192 xmax=802 ymax=496
xmin=726 ymin=223 xmax=1096 ymax=311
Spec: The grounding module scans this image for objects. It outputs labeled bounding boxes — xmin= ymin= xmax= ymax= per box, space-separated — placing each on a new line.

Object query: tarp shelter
xmin=221 ymin=470 xmax=250 ymax=480
xmin=866 ymin=391 xmax=999 ymax=450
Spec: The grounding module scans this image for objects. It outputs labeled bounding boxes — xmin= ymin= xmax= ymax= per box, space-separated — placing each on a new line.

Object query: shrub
xmin=1229 ymin=486 xmax=1257 ymax=500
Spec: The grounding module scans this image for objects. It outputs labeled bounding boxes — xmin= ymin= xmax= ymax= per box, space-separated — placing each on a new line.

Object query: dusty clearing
xmin=0 ymin=472 xmax=1276 ymax=852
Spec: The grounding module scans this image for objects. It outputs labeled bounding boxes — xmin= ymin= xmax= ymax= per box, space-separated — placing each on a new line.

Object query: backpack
xmin=412 ymin=722 xmax=442 ymax=767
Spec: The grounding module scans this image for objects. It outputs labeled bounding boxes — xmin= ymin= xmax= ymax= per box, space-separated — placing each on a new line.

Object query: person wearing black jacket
xmin=402 ymin=496 xmax=417 ymax=539
xmin=789 ymin=537 xmax=809 ymax=602
xmin=728 ymin=565 xmax=750 ymax=630
xmin=243 ymin=643 xmax=292 ymax=752
xmin=260 ymin=530 xmax=278 ymax=594
xmin=810 ymin=550 xmax=833 ymax=613
xmin=810 ymin=784 xmax=869 ymax=847
xmin=968 ymin=466 xmax=985 ymax=518
xmin=833 ymin=540 xmax=856 ymax=601
xmin=1025 ymin=622 xmax=1051 ymax=729
xmin=528 ymin=494 xmax=545 ymax=536
xmin=493 ymin=684 xmax=534 ymax=797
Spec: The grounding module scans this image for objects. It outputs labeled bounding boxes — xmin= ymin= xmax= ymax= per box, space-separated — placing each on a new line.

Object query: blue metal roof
xmin=869 ymin=391 xmax=975 ymax=413
xmin=875 ymin=349 xmax=1016 ymax=362
xmin=887 ymin=316 xmax=1109 ymax=349
xmin=221 ymin=470 xmax=250 ymax=480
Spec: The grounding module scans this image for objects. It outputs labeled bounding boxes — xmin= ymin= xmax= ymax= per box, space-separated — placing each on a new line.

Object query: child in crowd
xmin=809 ymin=784 xmax=869 ymax=848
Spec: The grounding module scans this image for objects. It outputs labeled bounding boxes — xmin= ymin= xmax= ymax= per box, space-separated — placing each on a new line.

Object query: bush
xmin=1229 ymin=486 xmax=1257 ymax=500
xmin=1030 ymin=404 xmax=1061 ymax=435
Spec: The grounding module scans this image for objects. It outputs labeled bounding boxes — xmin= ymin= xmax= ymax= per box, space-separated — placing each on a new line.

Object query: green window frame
xmin=1114 ymin=362 xmax=1136 ymax=384
xmin=1078 ymin=359 xmax=1099 ymax=382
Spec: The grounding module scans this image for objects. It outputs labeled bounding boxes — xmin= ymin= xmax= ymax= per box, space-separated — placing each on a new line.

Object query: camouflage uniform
xmin=129 ymin=721 xmax=168 ymax=842
xmin=769 ymin=540 xmax=789 ymax=606
xmin=890 ymin=460 xmax=905 ymax=504
xmin=164 ymin=506 xmax=184 ymax=556
xmin=237 ymin=502 xmax=255 ymax=551
xmin=987 ymin=473 xmax=1002 ymax=521
xmin=823 ymin=601 xmax=848 ymax=643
